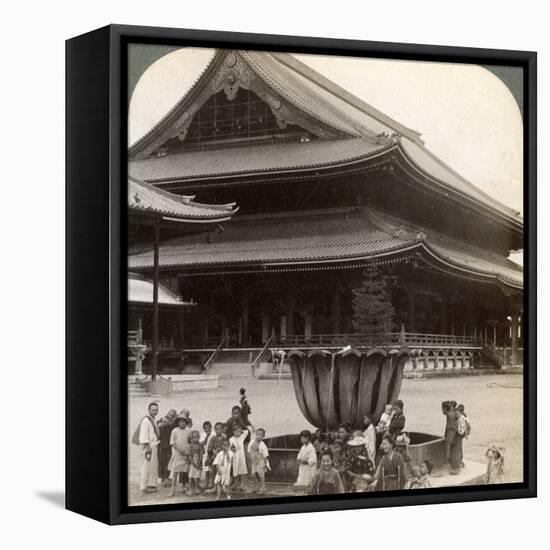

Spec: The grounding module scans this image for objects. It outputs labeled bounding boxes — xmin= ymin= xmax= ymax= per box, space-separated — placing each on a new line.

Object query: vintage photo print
xmin=126 ymin=46 xmax=524 ymax=507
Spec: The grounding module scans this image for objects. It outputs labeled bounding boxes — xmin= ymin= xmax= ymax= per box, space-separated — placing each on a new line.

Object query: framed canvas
xmin=66 ymin=24 xmax=537 ymax=525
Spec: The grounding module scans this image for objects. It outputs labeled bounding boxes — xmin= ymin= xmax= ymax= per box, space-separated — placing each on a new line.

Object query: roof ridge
xmin=271 ymin=52 xmax=424 ymax=146
xmin=399 ymin=138 xmax=521 ymax=219
xmin=128 ymin=49 xmax=224 ymax=155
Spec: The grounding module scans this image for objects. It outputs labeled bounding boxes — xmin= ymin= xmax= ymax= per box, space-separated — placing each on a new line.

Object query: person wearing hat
xmin=343 ymin=435 xmax=375 ymax=492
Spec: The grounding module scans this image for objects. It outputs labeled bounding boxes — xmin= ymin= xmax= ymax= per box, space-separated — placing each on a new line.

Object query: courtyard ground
xmin=128 ymin=373 xmax=523 ymax=506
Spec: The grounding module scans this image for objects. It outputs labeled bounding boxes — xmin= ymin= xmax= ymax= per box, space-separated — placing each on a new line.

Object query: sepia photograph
xmin=126 ymin=46 xmax=524 ymax=508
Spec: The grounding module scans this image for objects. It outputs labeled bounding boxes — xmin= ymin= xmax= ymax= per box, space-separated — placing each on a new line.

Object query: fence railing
xmin=203 ymin=334 xmax=228 ymax=371
xmin=250 ymin=335 xmax=274 ymax=375
xmin=277 ymin=332 xmax=481 ymax=348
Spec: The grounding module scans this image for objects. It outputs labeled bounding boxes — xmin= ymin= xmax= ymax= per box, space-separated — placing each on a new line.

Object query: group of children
xmin=152 ymin=392 xmax=504 ymax=500
xmin=294 ymin=399 xmax=435 ymax=494
xmin=157 ymin=388 xmax=270 ymax=500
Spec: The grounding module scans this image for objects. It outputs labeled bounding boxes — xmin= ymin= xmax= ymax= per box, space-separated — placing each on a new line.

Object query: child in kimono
xmin=456 ymin=404 xmax=471 ymax=438
xmin=486 ymin=444 xmax=505 ymax=484
xmin=295 ymin=430 xmax=317 ymax=491
xmin=199 ymin=421 xmax=213 ymax=489
xmin=239 ymin=387 xmax=252 ymax=426
xmin=309 ymin=450 xmax=345 ymax=495
xmin=229 ymin=424 xmax=252 ymax=491
xmin=248 ymin=428 xmax=270 ymax=494
xmin=419 ymin=460 xmax=433 ymax=488
xmin=376 ymin=404 xmax=393 ymax=433
xmin=168 ymin=416 xmax=192 ymax=497
xmin=331 ymin=439 xmax=345 ymax=471
xmin=213 ymin=439 xmax=234 ymax=500
xmin=406 ymin=464 xmax=423 ymax=489
xmin=187 ymin=430 xmax=203 ymax=495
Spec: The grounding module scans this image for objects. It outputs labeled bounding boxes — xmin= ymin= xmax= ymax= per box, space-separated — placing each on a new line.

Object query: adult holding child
xmin=442 ymin=400 xmax=462 ymax=474
xmin=343 ymin=435 xmax=375 ymax=492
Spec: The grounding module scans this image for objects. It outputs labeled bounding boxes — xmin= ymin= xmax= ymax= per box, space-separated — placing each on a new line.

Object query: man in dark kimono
xmin=157 ymin=408 xmax=177 ymax=485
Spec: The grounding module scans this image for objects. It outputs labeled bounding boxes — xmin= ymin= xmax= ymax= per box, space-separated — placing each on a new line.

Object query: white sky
xmin=129 ymin=48 xmax=523 ymax=217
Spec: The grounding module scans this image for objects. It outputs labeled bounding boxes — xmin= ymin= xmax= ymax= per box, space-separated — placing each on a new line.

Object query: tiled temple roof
xmin=129 ymin=138 xmax=390 ymax=183
xmin=128 ymin=273 xmax=191 ymax=306
xmin=128 ymin=176 xmax=237 ymax=220
xmin=128 ymin=208 xmax=523 ymax=289
xmin=128 ymin=50 xmax=521 ymax=223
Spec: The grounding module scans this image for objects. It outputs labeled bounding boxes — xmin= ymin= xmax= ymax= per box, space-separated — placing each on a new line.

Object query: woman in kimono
xmin=295 ymin=430 xmax=317 ymax=490
xmin=371 ymin=435 xmax=406 ymax=491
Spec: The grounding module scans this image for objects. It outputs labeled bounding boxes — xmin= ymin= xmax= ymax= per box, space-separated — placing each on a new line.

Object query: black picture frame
xmin=66 ymin=24 xmax=537 ymax=525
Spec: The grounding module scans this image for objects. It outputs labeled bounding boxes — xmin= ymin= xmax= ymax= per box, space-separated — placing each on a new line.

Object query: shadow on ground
xmin=35 ymin=491 xmax=65 ymax=508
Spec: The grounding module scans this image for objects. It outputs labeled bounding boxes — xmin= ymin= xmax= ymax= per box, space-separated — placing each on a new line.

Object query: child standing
xmin=406 ymin=464 xmax=422 ymax=489
xmin=248 ymin=428 xmax=270 ymax=494
xmin=229 ymin=424 xmax=251 ymax=491
xmin=239 ymin=387 xmax=252 ymax=426
xmin=456 ymin=404 xmax=471 ymax=438
xmin=308 ymin=450 xmax=345 ymax=495
xmin=419 ymin=460 xmax=433 ymax=488
xmin=486 ymin=444 xmax=505 ymax=484
xmin=199 ymin=421 xmax=213 ymax=489
xmin=213 ymin=439 xmax=234 ymax=500
xmin=295 ymin=430 xmax=317 ymax=490
xmin=363 ymin=414 xmax=377 ymax=464
xmin=187 ymin=430 xmax=203 ymax=496
xmin=168 ymin=416 xmax=192 ymax=497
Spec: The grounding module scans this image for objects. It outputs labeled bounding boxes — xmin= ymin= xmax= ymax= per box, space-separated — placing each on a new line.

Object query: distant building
xmin=128 ymin=50 xmax=523 ymax=372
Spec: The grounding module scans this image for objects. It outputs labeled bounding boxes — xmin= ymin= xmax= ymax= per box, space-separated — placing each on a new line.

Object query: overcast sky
xmin=129 ymin=48 xmax=523 ymax=217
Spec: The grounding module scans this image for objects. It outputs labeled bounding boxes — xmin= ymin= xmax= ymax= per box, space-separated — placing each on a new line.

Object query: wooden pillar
xmin=331 ymin=290 xmax=341 ymax=334
xmin=439 ymin=300 xmax=447 ymax=334
xmin=304 ymin=312 xmax=313 ymax=341
xmin=280 ymin=315 xmax=287 ymax=341
xmin=511 ymin=312 xmax=519 ymax=365
xmin=178 ymin=310 xmax=184 ymax=351
xmin=261 ymin=313 xmax=270 ymax=343
xmin=408 ymin=290 xmax=416 ymax=332
xmin=151 ymin=216 xmax=160 ymax=380
xmin=287 ymin=291 xmax=296 ymax=336
xmin=241 ymin=295 xmax=249 ymax=346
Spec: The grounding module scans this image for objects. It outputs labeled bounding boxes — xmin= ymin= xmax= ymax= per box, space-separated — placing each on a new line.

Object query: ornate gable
xmin=130 ymin=50 xmax=351 ymax=159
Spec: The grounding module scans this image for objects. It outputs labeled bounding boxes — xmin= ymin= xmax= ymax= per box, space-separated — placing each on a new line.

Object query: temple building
xmin=127 ymin=49 xmax=523 ymax=373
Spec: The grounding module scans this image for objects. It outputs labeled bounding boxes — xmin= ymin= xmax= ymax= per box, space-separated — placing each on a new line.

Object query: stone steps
xmin=128 ymin=381 xmax=152 ymax=397
xmin=208 ymin=361 xmax=252 ymax=378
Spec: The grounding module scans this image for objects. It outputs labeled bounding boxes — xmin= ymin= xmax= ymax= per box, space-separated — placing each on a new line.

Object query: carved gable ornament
xmin=143 ymin=50 xmax=347 ymax=156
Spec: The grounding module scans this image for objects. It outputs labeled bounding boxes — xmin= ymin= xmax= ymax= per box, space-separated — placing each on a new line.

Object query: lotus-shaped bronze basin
xmin=286 ymin=347 xmax=410 ymax=430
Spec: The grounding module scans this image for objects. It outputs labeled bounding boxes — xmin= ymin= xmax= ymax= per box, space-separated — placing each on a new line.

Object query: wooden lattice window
xmin=160 ymin=88 xmax=311 ymax=152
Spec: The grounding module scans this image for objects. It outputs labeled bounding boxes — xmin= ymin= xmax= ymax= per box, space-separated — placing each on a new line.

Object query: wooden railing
xmin=278 ymin=332 xmax=481 ymax=348
xmin=203 ymin=334 xmax=228 ymax=371
xmin=250 ymin=335 xmax=274 ymax=375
